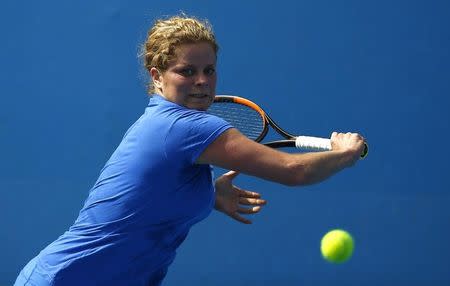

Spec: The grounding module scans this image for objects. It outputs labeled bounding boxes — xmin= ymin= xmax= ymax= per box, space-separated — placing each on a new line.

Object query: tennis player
xmin=14 ymin=15 xmax=365 ymax=286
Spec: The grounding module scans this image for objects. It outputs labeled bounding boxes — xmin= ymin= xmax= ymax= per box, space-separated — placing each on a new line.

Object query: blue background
xmin=2 ymin=0 xmax=450 ymax=285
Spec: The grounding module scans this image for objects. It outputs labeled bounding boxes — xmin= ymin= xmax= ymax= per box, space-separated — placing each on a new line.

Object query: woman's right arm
xmin=196 ymin=128 xmax=365 ymax=186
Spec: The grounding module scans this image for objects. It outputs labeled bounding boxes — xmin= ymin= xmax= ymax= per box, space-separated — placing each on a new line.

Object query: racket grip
xmin=295 ymin=136 xmax=368 ymax=158
xmin=295 ymin=136 xmax=332 ymax=151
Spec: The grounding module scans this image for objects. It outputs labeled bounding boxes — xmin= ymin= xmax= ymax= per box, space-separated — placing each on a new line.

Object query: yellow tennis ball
xmin=321 ymin=229 xmax=354 ymax=263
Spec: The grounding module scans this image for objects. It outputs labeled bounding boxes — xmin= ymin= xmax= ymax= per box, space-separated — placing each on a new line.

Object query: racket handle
xmin=295 ymin=136 xmax=368 ymax=158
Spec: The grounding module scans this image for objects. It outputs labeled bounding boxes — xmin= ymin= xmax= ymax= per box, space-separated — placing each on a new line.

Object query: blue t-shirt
xmin=15 ymin=95 xmax=232 ymax=286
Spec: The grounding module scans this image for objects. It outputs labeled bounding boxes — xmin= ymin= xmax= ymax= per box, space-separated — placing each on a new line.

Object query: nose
xmin=195 ymin=73 xmax=209 ymax=86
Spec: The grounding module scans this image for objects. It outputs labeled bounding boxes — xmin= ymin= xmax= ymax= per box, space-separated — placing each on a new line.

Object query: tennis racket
xmin=208 ymin=95 xmax=368 ymax=158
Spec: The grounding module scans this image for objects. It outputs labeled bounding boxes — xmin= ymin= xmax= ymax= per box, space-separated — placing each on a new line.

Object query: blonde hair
xmin=141 ymin=15 xmax=219 ymax=94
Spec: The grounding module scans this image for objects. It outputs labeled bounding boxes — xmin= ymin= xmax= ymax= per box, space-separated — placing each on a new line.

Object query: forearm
xmin=284 ymin=150 xmax=354 ymax=186
xmin=222 ymin=148 xmax=354 ymax=187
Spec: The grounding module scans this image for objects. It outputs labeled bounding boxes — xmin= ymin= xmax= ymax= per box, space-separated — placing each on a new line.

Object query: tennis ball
xmin=320 ymin=229 xmax=354 ymax=263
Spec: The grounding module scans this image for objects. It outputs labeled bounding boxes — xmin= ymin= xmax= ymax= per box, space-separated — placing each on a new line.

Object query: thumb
xmin=224 ymin=170 xmax=240 ymax=179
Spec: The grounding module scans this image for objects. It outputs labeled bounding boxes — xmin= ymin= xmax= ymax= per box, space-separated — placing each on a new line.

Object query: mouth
xmin=187 ymin=93 xmax=213 ymax=110
xmin=189 ymin=93 xmax=209 ymax=98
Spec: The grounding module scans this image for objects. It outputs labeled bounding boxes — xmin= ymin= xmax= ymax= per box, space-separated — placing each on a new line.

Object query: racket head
xmin=208 ymin=95 xmax=269 ymax=142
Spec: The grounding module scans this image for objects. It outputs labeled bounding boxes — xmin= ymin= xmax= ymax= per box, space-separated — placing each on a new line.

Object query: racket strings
xmin=208 ymin=102 xmax=265 ymax=141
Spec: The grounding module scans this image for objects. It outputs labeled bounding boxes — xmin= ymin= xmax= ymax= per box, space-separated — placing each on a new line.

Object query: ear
xmin=150 ymin=67 xmax=163 ymax=91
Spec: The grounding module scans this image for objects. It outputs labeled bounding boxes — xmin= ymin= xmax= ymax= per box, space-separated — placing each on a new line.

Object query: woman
xmin=15 ymin=15 xmax=365 ymax=286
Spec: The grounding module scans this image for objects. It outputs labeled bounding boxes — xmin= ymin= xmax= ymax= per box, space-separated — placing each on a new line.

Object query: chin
xmin=191 ymin=104 xmax=210 ymax=111
xmin=188 ymin=98 xmax=213 ymax=111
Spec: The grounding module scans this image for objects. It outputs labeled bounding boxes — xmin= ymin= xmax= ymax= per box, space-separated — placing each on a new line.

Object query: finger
xmin=231 ymin=213 xmax=252 ymax=224
xmin=239 ymin=197 xmax=267 ymax=206
xmin=351 ymin=133 xmax=363 ymax=140
xmin=237 ymin=188 xmax=262 ymax=198
xmin=224 ymin=170 xmax=240 ymax=179
xmin=237 ymin=206 xmax=262 ymax=214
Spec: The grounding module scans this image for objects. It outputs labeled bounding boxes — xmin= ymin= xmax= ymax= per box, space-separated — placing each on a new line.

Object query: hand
xmin=214 ymin=171 xmax=267 ymax=224
xmin=330 ymin=132 xmax=366 ymax=165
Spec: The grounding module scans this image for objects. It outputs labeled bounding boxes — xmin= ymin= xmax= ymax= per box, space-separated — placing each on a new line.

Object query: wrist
xmin=213 ymin=190 xmax=224 ymax=212
xmin=336 ymin=149 xmax=358 ymax=168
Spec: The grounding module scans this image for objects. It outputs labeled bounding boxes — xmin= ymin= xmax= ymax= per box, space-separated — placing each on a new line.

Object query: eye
xmin=204 ymin=67 xmax=216 ymax=76
xmin=179 ymin=68 xmax=195 ymax=77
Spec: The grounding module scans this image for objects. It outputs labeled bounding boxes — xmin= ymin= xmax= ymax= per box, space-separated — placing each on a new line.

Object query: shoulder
xmin=149 ymin=95 xmax=228 ymax=127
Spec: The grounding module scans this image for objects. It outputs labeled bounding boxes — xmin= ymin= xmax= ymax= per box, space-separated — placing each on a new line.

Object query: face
xmin=151 ymin=42 xmax=217 ymax=111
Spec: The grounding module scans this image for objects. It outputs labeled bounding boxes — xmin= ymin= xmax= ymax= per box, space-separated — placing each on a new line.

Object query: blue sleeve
xmin=164 ymin=111 xmax=232 ymax=165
